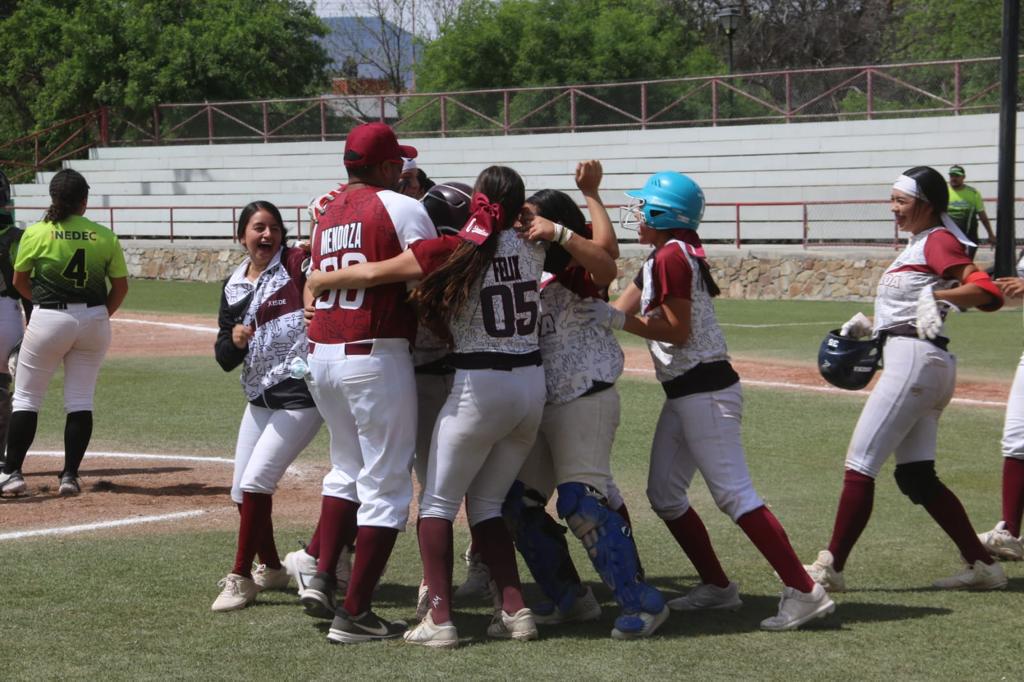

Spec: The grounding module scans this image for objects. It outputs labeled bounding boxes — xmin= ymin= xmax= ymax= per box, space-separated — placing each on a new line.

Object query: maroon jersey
xmin=308 ymin=186 xmax=435 ymax=344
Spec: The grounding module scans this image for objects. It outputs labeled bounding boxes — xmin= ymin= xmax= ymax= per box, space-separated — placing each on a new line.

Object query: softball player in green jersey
xmin=0 ymin=169 xmax=128 ymax=497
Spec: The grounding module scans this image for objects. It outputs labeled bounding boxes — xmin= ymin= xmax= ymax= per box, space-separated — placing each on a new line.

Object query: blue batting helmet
xmin=818 ymin=330 xmax=881 ymax=390
xmin=623 ymin=171 xmax=705 ymax=231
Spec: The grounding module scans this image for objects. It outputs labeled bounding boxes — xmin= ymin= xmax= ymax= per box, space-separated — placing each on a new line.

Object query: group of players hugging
xmin=94 ymin=122 xmax=1014 ymax=647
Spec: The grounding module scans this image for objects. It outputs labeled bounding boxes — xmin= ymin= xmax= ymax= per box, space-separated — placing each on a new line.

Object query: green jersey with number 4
xmin=14 ymin=214 xmax=128 ymax=307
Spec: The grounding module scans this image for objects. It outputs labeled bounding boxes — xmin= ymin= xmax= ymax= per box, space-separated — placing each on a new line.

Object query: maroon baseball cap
xmin=343 ymin=123 xmax=417 ymax=169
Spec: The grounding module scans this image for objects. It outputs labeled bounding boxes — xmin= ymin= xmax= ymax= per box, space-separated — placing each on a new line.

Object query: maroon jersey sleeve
xmin=552 ymin=264 xmax=604 ymax=300
xmin=283 ymin=246 xmax=307 ymax=288
xmin=649 ymin=243 xmax=693 ymax=308
xmin=410 ymin=235 xmax=461 ymax=276
xmin=924 ymin=229 xmax=972 ymax=278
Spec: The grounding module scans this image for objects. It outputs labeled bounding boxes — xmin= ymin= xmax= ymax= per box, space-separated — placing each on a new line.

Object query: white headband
xmin=402 ymin=157 xmax=417 ymax=173
xmin=892 ymin=174 xmax=922 ymax=199
xmin=892 ymin=174 xmax=975 ymax=249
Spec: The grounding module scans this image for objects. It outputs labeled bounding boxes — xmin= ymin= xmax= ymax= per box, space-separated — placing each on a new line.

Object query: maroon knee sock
xmin=1002 ymin=458 xmax=1024 ymax=537
xmin=923 ymin=485 xmax=993 ymax=565
xmin=738 ymin=506 xmax=815 ymax=592
xmin=663 ymin=508 xmax=729 ymax=588
xmin=306 ymin=518 xmax=322 ymax=559
xmin=419 ymin=517 xmax=454 ymax=623
xmin=827 ymin=469 xmax=875 ymax=572
xmin=232 ymin=492 xmax=272 ymax=577
xmin=472 ymin=517 xmax=525 ymax=614
xmin=614 ymin=501 xmax=633 ymax=530
xmin=343 ymin=526 xmax=399 ymax=615
xmin=316 ymin=496 xmax=360 ymax=575
xmin=258 ymin=502 xmax=282 ymax=569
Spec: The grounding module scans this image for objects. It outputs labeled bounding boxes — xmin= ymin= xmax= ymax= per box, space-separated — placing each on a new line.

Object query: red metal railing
xmin=0 ymin=56 xmax=1014 ymax=181
xmin=12 ymin=198 xmax=1017 ymax=247
xmin=114 ymin=56 xmax=1010 ymax=145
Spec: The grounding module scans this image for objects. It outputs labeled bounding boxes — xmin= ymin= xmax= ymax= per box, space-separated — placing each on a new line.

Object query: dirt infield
xmin=1 ymin=312 xmax=1010 ymax=537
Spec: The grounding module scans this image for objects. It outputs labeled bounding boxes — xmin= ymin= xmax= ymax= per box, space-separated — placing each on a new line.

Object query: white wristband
xmin=553 ymin=223 xmax=574 ymax=246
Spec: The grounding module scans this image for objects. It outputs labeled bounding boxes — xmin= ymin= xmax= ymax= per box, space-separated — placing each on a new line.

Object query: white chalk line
xmin=0 ymin=510 xmax=207 ymax=541
xmin=28 ymin=450 xmax=234 ymax=465
xmin=621 ymin=366 xmax=1007 ymax=408
xmin=1 ymin=450 xmax=237 ymax=543
xmin=108 ymin=315 xmax=1003 ymax=405
xmin=113 ymin=317 xmax=217 ymax=334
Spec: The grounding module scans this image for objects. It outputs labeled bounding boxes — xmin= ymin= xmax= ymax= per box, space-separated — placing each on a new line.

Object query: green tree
xmin=886 ymin=0 xmax=1007 ymax=62
xmin=416 ymin=0 xmax=716 ymax=90
xmin=410 ymin=0 xmax=720 ymax=133
xmin=0 ymin=0 xmax=331 ymax=150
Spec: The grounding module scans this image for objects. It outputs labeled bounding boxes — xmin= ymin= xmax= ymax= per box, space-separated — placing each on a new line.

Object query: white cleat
xmin=978 ymin=521 xmax=1024 ymax=561
xmin=211 ymin=573 xmax=259 ymax=612
xmin=486 ymin=608 xmax=538 ymax=641
xmin=403 ymin=610 xmax=459 ymax=649
xmin=803 ymin=550 xmax=846 ymax=592
xmin=283 ymin=549 xmax=317 ymax=593
xmin=760 ymin=584 xmax=835 ymax=631
xmin=610 ymin=605 xmax=670 ymax=640
xmin=252 ymin=564 xmax=290 ymax=591
xmin=667 ymin=581 xmax=742 ymax=612
xmin=933 ymin=560 xmax=1008 ymax=590
xmin=0 ymin=470 xmax=26 ymax=496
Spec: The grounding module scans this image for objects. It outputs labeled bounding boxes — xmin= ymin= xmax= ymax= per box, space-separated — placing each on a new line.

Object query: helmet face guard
xmin=623 ymin=171 xmax=705 ymax=231
xmin=818 ymin=330 xmax=882 ymax=390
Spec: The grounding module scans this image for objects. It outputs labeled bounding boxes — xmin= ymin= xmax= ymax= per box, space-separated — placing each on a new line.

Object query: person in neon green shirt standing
xmin=947 ymin=164 xmax=995 ymax=259
xmin=0 ymin=169 xmax=128 ymax=497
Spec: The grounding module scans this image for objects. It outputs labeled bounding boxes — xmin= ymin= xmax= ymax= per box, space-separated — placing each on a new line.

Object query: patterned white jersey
xmin=873 ymin=226 xmax=971 ymax=336
xmin=412 ymin=230 xmax=546 ymax=356
xmin=538 ymin=270 xmax=623 ymax=404
xmin=640 ymin=237 xmax=729 ymax=383
xmin=220 ymin=247 xmax=308 ymax=402
xmin=453 ymin=230 xmax=545 ymax=354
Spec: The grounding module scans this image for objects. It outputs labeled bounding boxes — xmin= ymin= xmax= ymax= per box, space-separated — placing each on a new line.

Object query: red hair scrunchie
xmin=457 ymin=192 xmax=505 ymax=246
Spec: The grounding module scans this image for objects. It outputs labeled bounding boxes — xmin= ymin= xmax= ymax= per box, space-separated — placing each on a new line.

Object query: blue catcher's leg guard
xmin=502 ymin=480 xmax=580 ymax=614
xmin=556 ymin=482 xmax=665 ymax=634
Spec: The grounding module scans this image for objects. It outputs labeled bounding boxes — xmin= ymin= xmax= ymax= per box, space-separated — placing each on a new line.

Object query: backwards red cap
xmin=343 ymin=123 xmax=417 ymax=169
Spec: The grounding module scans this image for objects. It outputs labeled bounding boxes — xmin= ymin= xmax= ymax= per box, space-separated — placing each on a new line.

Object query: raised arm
xmin=307 ymin=249 xmax=424 ymax=297
xmin=576 ymin=160 xmax=618 ymax=259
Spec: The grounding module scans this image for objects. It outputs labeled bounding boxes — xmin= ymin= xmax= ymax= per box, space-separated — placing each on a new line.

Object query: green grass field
xmin=4 ymin=280 xmax=1024 ymax=680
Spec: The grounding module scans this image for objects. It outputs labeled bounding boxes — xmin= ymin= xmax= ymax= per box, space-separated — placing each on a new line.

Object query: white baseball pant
xmin=0 ymin=297 xmax=23 ymax=364
xmin=413 ymin=372 xmax=453 ymax=491
xmin=230 ymin=403 xmax=323 ymax=504
xmin=845 ymin=336 xmax=956 ymax=478
xmin=646 ymin=381 xmax=764 ymax=522
xmin=517 ymin=387 xmax=621 ymax=498
xmin=12 ymin=305 xmax=110 ymax=413
xmin=419 ymin=365 xmax=545 ymax=526
xmin=307 ymin=338 xmax=417 ymax=530
xmin=1001 ymin=350 xmax=1024 ymax=459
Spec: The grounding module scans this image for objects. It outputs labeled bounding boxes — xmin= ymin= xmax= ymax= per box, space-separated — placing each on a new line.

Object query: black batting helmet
xmin=818 ymin=329 xmax=881 ymax=390
xmin=421 ymin=182 xmax=472 ymax=236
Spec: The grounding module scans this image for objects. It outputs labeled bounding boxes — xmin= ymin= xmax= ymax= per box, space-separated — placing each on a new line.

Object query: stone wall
xmin=124 ymin=245 xmax=244 ymax=283
xmin=125 ymin=243 xmax=994 ymax=302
